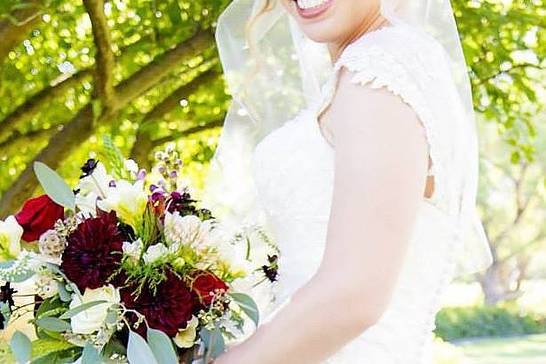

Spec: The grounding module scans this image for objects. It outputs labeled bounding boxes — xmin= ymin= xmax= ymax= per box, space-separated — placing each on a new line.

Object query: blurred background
xmin=0 ymin=0 xmax=544 ymax=363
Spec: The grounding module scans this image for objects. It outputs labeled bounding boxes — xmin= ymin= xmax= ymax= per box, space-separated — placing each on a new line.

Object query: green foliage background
xmin=0 ymin=0 xmax=545 ymax=317
xmin=0 ymin=0 xmax=544 ymax=212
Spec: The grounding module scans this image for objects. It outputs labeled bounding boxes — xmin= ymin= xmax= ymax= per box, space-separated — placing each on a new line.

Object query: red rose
xmin=15 ymin=195 xmax=64 ymax=242
xmin=191 ymin=271 xmax=228 ymax=306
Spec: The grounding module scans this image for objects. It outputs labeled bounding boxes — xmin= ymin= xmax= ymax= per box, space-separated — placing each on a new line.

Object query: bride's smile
xmin=281 ymin=0 xmax=388 ymax=56
xmin=292 ymin=0 xmax=335 ymax=19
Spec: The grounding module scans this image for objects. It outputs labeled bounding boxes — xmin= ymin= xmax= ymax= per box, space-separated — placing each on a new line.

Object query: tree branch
xmin=115 ymin=32 xmax=213 ymax=108
xmin=145 ymin=69 xmax=220 ymax=126
xmin=0 ymin=0 xmax=43 ymax=64
xmin=130 ymin=68 xmax=220 ymax=167
xmin=491 ymin=163 xmax=534 ymax=246
xmin=476 ymin=63 xmax=545 ymax=85
xmin=0 ymin=35 xmax=156 ymax=142
xmin=151 ymin=118 xmax=224 ymax=147
xmin=499 ymin=233 xmax=545 ymax=264
xmin=82 ymin=0 xmax=117 ymax=109
xmin=0 ymin=127 xmax=55 ymax=150
xmin=0 ymin=70 xmax=92 ymax=142
xmin=0 ymin=31 xmax=215 ymax=216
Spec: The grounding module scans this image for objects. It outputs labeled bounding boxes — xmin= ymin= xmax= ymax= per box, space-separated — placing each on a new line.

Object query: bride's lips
xmin=293 ymin=0 xmax=334 ymax=19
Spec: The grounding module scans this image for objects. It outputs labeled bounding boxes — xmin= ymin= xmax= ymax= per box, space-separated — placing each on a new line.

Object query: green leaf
xmin=200 ymin=326 xmax=225 ymax=360
xmin=35 ymin=317 xmax=71 ymax=332
xmin=0 ymin=302 xmax=11 ymax=327
xmin=127 ymin=331 xmax=158 ymax=364
xmin=29 ymin=338 xmax=76 ymax=361
xmin=104 ymin=308 xmax=118 ymax=325
xmin=81 ymin=343 xmax=102 ymax=364
xmin=102 ymin=338 xmax=126 ymax=360
xmin=31 ymin=348 xmax=81 ymax=364
xmin=147 ymin=328 xmax=177 ymax=364
xmin=58 ymin=300 xmax=107 ymax=320
xmin=101 ymin=134 xmax=126 ymax=179
xmin=33 ymin=162 xmax=75 ymax=210
xmin=230 ymin=292 xmax=260 ymax=327
xmin=57 ymin=283 xmax=71 ymax=302
xmin=10 ymin=331 xmax=31 ymax=364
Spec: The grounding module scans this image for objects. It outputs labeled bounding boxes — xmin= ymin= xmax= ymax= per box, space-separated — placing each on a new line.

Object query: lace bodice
xmin=251 ymin=23 xmax=460 ymax=364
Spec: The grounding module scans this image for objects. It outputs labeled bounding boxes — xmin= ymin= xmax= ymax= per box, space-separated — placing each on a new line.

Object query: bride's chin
xmin=293 ymin=17 xmax=345 ymax=44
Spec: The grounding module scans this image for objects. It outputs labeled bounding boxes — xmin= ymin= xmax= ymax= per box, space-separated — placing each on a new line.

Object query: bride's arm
xmin=215 ymin=68 xmax=430 ymax=364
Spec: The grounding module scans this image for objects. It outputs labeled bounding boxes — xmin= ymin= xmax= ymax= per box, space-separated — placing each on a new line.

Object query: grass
xmin=455 ymin=334 xmax=546 ymax=364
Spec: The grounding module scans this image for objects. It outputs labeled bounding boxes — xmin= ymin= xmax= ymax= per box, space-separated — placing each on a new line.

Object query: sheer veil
xmin=202 ymin=0 xmax=493 ymax=277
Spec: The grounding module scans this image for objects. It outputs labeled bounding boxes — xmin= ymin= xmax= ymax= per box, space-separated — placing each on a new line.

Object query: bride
xmin=204 ymin=0 xmax=493 ymax=363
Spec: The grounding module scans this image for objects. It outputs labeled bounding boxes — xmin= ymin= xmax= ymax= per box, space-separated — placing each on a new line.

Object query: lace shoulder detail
xmin=331 ymin=24 xmax=452 ymax=212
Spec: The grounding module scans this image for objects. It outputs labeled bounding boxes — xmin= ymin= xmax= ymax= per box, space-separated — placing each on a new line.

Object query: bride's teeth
xmin=296 ymin=0 xmax=328 ymax=10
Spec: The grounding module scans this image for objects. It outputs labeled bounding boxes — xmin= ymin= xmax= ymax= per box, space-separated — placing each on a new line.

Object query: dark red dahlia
xmin=120 ymin=270 xmax=195 ymax=337
xmin=61 ymin=211 xmax=123 ymax=291
xmin=15 ymin=195 xmax=64 ymax=242
xmin=191 ymin=271 xmax=229 ymax=306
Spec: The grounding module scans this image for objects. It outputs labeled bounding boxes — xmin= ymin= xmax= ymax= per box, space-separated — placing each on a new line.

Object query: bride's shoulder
xmin=334 ymin=22 xmax=449 ymax=80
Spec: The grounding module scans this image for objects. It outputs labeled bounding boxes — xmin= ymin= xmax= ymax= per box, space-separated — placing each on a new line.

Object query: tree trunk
xmin=0 ymin=106 xmax=94 ymax=215
xmin=480 ymin=261 xmax=524 ymax=305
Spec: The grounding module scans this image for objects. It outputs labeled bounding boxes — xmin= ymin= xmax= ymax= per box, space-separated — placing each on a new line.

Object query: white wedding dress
xmin=251 ymin=23 xmax=462 ymax=364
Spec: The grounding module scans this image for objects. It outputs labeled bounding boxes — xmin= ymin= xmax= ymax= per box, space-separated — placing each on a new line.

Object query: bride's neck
xmin=328 ymin=13 xmax=391 ymax=62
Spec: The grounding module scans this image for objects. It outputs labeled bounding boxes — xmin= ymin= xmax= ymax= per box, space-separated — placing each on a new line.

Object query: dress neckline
xmin=311 ymin=23 xmax=403 ymax=150
xmin=331 ymin=22 xmax=400 ymax=69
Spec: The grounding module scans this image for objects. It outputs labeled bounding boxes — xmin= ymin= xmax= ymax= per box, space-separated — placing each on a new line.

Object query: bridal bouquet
xmin=0 ymin=138 xmax=278 ymax=363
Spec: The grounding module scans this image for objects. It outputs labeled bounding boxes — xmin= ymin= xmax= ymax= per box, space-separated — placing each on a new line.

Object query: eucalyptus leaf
xmin=59 ymin=300 xmax=107 ymax=320
xmin=104 ymin=308 xmax=118 ymax=325
xmin=230 ymin=292 xmax=260 ymax=327
xmin=57 ymin=283 xmax=72 ymax=302
xmin=127 ymin=331 xmax=158 ymax=364
xmin=10 ymin=331 xmax=31 ymax=364
xmin=0 ymin=302 xmax=11 ymax=327
xmin=33 ymin=162 xmax=75 ymax=210
xmin=200 ymin=326 xmax=225 ymax=360
xmin=147 ymin=328 xmax=178 ymax=364
xmin=81 ymin=343 xmax=102 ymax=364
xmin=35 ymin=317 xmax=71 ymax=332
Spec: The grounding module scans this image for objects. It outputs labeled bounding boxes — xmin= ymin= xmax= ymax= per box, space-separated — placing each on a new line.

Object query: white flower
xmin=164 ymin=212 xmax=212 ymax=248
xmin=143 ymin=243 xmax=168 ymax=264
xmin=31 ymin=253 xmax=61 ymax=266
xmin=97 ymin=180 xmax=147 ymax=229
xmin=124 ymin=159 xmax=139 ymax=174
xmin=174 ymin=316 xmax=199 ymax=348
xmin=70 ymin=285 xmax=120 ymax=335
xmin=122 ymin=238 xmax=143 ymax=260
xmin=38 ymin=229 xmax=66 ymax=258
xmin=34 ymin=271 xmax=59 ymax=299
xmin=77 ymin=162 xmax=112 ymax=199
xmin=0 ymin=216 xmax=23 ymax=261
xmin=75 ymin=191 xmax=100 ymax=217
xmin=75 ymin=162 xmax=114 ymax=216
